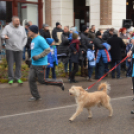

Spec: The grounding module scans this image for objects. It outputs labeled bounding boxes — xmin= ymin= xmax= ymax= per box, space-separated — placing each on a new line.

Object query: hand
xmin=2 ymin=45 xmax=5 ymax=49
xmin=32 ymin=56 xmax=39 ymax=61
xmin=74 ymin=51 xmax=77 ymax=54
xmin=48 ymin=63 xmax=50 ymax=65
xmin=5 ymin=35 xmax=9 ymax=39
xmin=82 ymin=51 xmax=84 ymax=54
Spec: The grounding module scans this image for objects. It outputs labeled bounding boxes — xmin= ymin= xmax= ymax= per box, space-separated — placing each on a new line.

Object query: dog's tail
xmin=98 ymin=82 xmax=111 ymax=94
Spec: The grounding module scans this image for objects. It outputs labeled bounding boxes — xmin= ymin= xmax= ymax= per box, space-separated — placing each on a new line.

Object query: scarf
xmin=71 ymin=39 xmax=80 ymax=52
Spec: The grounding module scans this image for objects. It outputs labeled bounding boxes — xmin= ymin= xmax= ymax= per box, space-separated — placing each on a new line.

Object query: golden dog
xmin=69 ymin=82 xmax=113 ymax=122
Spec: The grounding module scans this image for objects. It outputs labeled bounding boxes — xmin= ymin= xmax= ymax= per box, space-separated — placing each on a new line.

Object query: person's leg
xmin=88 ymin=66 xmax=93 ymax=79
xmin=70 ymin=63 xmax=78 ymax=82
xmin=127 ymin=62 xmax=132 ymax=77
xmin=6 ymin=50 xmax=14 ymax=81
xmin=64 ymin=62 xmax=68 ymax=73
xmin=111 ymin=61 xmax=115 ymax=78
xmin=95 ymin=63 xmax=99 ymax=79
xmin=14 ymin=51 xmax=22 ymax=81
xmin=37 ymin=66 xmax=65 ymax=90
xmin=22 ymin=47 xmax=26 ymax=60
xmin=52 ymin=64 xmax=56 ymax=79
xmin=116 ymin=60 xmax=121 ymax=78
xmin=29 ymin=66 xmax=40 ymax=99
xmin=28 ymin=49 xmax=31 ymax=59
xmin=98 ymin=58 xmax=105 ymax=78
xmin=46 ymin=67 xmax=50 ymax=78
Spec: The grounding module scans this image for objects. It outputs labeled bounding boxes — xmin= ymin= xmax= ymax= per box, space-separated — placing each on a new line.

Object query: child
xmin=87 ymin=43 xmax=95 ymax=82
xmin=46 ymin=38 xmax=58 ymax=79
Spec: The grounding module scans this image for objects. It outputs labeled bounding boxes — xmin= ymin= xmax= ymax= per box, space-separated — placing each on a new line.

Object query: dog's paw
xmin=108 ymin=114 xmax=113 ymax=117
xmin=69 ymin=119 xmax=73 ymax=123
xmin=88 ymin=116 xmax=92 ymax=119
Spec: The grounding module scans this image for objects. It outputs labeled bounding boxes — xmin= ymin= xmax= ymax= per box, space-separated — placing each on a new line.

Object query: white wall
xmin=112 ymin=0 xmax=126 ymax=30
xmin=89 ymin=0 xmax=100 ymax=30
xmin=51 ymin=0 xmax=73 ymax=28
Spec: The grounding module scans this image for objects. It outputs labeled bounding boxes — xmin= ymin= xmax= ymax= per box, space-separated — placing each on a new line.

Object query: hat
xmin=25 ymin=22 xmax=30 ymax=26
xmin=127 ymin=27 xmax=133 ymax=33
xmin=96 ymin=31 xmax=101 ymax=37
xmin=29 ymin=25 xmax=38 ymax=34
xmin=43 ymin=24 xmax=49 ymax=28
xmin=70 ymin=27 xmax=76 ymax=32
xmin=82 ymin=25 xmax=88 ymax=32
xmin=56 ymin=22 xmax=61 ymax=27
xmin=46 ymin=38 xmax=54 ymax=45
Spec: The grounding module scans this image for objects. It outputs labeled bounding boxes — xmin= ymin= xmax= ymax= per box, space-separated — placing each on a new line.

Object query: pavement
xmin=0 ymin=76 xmax=134 ymax=134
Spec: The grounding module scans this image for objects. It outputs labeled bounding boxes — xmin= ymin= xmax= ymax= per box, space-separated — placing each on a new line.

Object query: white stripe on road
xmin=0 ymin=95 xmax=133 ymax=120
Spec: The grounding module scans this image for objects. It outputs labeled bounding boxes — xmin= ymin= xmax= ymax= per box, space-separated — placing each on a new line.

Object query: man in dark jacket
xmin=57 ymin=26 xmax=70 ymax=77
xmin=107 ymin=34 xmax=126 ymax=78
xmin=80 ymin=25 xmax=91 ymax=77
xmin=39 ymin=24 xmax=51 ymax=39
xmin=52 ymin=22 xmax=63 ymax=46
xmin=102 ymin=28 xmax=114 ymax=41
xmin=88 ymin=25 xmax=96 ymax=39
xmin=94 ymin=31 xmax=105 ymax=79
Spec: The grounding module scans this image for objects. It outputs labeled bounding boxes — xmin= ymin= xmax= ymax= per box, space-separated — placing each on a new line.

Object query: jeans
xmin=95 ymin=57 xmax=105 ymax=79
xmin=126 ymin=61 xmax=132 ymax=77
xmin=88 ymin=65 xmax=94 ymax=78
xmin=111 ymin=60 xmax=121 ymax=78
xmin=46 ymin=64 xmax=56 ymax=79
xmin=64 ymin=62 xmax=69 ymax=73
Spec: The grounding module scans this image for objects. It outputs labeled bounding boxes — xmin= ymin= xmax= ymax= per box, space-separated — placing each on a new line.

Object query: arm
xmin=23 ymin=29 xmax=27 ymax=47
xmin=93 ymin=39 xmax=105 ymax=49
xmin=70 ymin=43 xmax=77 ymax=52
xmin=52 ymin=29 xmax=59 ymax=42
xmin=127 ymin=50 xmax=132 ymax=57
xmin=1 ymin=26 xmax=8 ymax=39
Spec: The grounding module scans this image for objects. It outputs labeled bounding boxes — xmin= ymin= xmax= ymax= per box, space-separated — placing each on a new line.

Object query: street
xmin=0 ymin=76 xmax=134 ymax=134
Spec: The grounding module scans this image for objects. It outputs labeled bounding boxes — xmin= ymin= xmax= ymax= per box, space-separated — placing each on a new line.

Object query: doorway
xmin=74 ymin=0 xmax=89 ymax=32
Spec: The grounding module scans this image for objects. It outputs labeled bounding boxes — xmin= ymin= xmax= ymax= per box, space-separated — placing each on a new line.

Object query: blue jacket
xmin=46 ymin=38 xmax=58 ymax=68
xmin=87 ymin=49 xmax=96 ymax=67
xmin=96 ymin=43 xmax=112 ymax=63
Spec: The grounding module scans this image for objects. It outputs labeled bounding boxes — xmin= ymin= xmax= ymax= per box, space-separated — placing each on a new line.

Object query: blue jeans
xmin=95 ymin=57 xmax=105 ymax=79
xmin=111 ymin=60 xmax=121 ymax=78
xmin=88 ymin=65 xmax=94 ymax=78
xmin=126 ymin=61 xmax=132 ymax=77
xmin=46 ymin=64 xmax=56 ymax=79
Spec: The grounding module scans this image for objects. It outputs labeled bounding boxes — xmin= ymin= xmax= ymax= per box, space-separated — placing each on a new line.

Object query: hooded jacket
xmin=1 ymin=23 xmax=27 ymax=51
xmin=46 ymin=38 xmax=58 ymax=68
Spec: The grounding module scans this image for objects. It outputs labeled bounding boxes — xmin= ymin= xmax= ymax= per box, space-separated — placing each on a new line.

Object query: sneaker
xmin=61 ymin=84 xmax=65 ymax=91
xmin=8 ymin=80 xmax=13 ymax=84
xmin=17 ymin=79 xmax=23 ymax=84
xmin=29 ymin=97 xmax=41 ymax=102
xmin=131 ymin=110 xmax=134 ymax=114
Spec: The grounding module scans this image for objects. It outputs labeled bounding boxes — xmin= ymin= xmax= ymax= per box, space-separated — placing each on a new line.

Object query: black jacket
xmin=107 ymin=35 xmax=126 ymax=60
xmin=57 ymin=32 xmax=70 ymax=55
xmin=88 ymin=30 xmax=95 ymax=39
xmin=52 ymin=27 xmax=63 ymax=42
xmin=80 ymin=32 xmax=92 ymax=52
xmin=70 ymin=43 xmax=80 ymax=63
xmin=25 ymin=37 xmax=32 ymax=49
xmin=39 ymin=29 xmax=51 ymax=39
xmin=102 ymin=30 xmax=113 ymax=41
xmin=93 ymin=37 xmax=105 ymax=53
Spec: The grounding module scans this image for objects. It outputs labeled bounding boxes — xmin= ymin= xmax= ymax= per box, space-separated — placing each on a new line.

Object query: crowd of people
xmin=1 ymin=16 xmax=134 ymax=103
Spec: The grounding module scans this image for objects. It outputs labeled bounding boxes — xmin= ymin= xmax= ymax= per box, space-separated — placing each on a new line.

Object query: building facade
xmin=0 ymin=0 xmax=133 ymax=30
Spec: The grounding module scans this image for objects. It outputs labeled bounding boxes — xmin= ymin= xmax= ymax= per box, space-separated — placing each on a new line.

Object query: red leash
xmin=87 ymin=56 xmax=128 ymax=90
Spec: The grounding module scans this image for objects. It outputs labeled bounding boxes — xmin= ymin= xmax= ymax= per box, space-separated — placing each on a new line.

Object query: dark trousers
xmin=70 ymin=63 xmax=78 ymax=81
xmin=29 ymin=65 xmax=63 ymax=99
xmin=46 ymin=64 xmax=56 ymax=79
xmin=95 ymin=58 xmax=105 ymax=79
xmin=6 ymin=50 xmax=22 ymax=81
xmin=126 ymin=61 xmax=132 ymax=77
xmin=23 ymin=47 xmax=31 ymax=60
xmin=111 ymin=60 xmax=121 ymax=78
xmin=88 ymin=65 xmax=94 ymax=78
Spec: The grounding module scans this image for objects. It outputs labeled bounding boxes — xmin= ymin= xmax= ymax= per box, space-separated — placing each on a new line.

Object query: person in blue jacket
xmin=46 ymin=38 xmax=58 ymax=79
xmin=87 ymin=43 xmax=96 ymax=82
